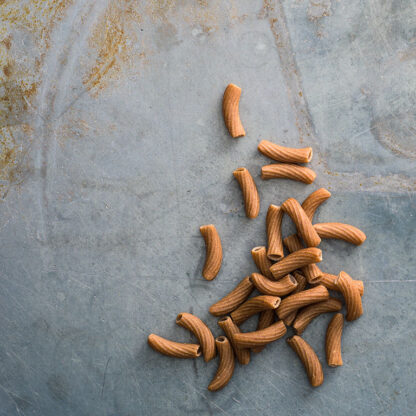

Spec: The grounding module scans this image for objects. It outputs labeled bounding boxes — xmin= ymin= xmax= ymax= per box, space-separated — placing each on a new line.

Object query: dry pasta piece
xmin=281 ymin=198 xmax=321 ymax=247
xmin=287 ymin=335 xmax=323 ymax=387
xmin=250 ymin=273 xmax=298 ymax=296
xmin=277 ymin=285 xmax=329 ymax=320
xmin=209 ymin=276 xmax=254 ymax=316
xmin=233 ymin=321 xmax=287 ymax=348
xmin=208 ymin=337 xmax=235 ymax=391
xmin=222 ymin=84 xmax=245 ymax=138
xmin=218 ymin=316 xmax=250 ymax=365
xmin=283 ymin=234 xmax=322 ymax=283
xmin=258 ymin=140 xmax=313 ymax=164
xmin=176 ymin=313 xmax=216 ymax=362
xmin=251 ymin=246 xmax=274 ymax=279
xmin=284 ymin=272 xmax=308 ymax=326
xmin=335 ymin=271 xmax=363 ymax=321
xmin=318 ymin=272 xmax=364 ymax=296
xmin=301 ymin=188 xmax=331 ymax=221
xmin=314 ymin=223 xmax=366 ymax=245
xmin=230 ymin=295 xmax=281 ymax=326
xmin=200 ymin=224 xmax=222 ymax=281
xmin=292 ymin=298 xmax=343 ymax=335
xmin=326 ymin=313 xmax=344 ymax=367
xmin=266 ymin=204 xmax=284 ymax=261
xmin=261 ymin=164 xmax=316 ymax=184
xmin=270 ymin=247 xmax=322 ymax=280
xmin=233 ymin=167 xmax=260 ymax=219
xmin=148 ymin=334 xmax=201 ymax=358
xmin=251 ymin=310 xmax=276 ymax=353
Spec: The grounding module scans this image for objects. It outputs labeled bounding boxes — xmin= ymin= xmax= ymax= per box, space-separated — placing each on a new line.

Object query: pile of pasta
xmin=148 ymin=84 xmax=366 ymax=391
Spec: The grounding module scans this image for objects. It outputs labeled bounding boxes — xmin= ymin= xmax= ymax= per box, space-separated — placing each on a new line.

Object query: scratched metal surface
xmin=0 ymin=0 xmax=415 ymax=415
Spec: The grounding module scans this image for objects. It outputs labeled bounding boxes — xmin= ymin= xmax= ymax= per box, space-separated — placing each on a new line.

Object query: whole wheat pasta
xmin=250 ymin=273 xmax=298 ymax=296
xmin=314 ymin=223 xmax=367 ymax=246
xmin=301 ymin=188 xmax=331 ymax=221
xmin=283 ymin=272 xmax=307 ymax=326
xmin=233 ymin=321 xmax=287 ymax=348
xmin=251 ymin=310 xmax=275 ymax=353
xmin=270 ymin=247 xmax=322 ymax=280
xmin=176 ymin=313 xmax=216 ymax=362
xmin=266 ymin=204 xmax=284 ymax=261
xmin=335 ymin=271 xmax=363 ymax=321
xmin=261 ymin=164 xmax=316 ymax=184
xmin=208 ymin=336 xmax=235 ymax=392
xmin=222 ymin=84 xmax=245 ymax=138
xmin=200 ymin=224 xmax=222 ymax=281
xmin=218 ymin=316 xmax=250 ymax=365
xmin=258 ymin=140 xmax=313 ymax=164
xmin=281 ymin=198 xmax=321 ymax=247
xmin=326 ymin=313 xmax=344 ymax=367
xmin=292 ymin=298 xmax=343 ymax=335
xmin=251 ymin=246 xmax=274 ymax=279
xmin=233 ymin=167 xmax=260 ymax=219
xmin=209 ymin=276 xmax=254 ymax=316
xmin=318 ymin=272 xmax=364 ymax=296
xmin=287 ymin=335 xmax=323 ymax=387
xmin=148 ymin=334 xmax=201 ymax=358
xmin=230 ymin=295 xmax=281 ymax=326
xmin=283 ymin=234 xmax=322 ymax=283
xmin=277 ymin=285 xmax=329 ymax=320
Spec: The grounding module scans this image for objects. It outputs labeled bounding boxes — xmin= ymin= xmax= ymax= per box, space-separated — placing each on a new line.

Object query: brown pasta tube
xmin=269 ymin=247 xmax=322 ymax=280
xmin=292 ymin=298 xmax=343 ymax=335
xmin=148 ymin=334 xmax=201 ymax=358
xmin=218 ymin=316 xmax=250 ymax=365
xmin=258 ymin=140 xmax=313 ymax=164
xmin=277 ymin=285 xmax=329 ymax=320
xmin=209 ymin=276 xmax=254 ymax=316
xmin=233 ymin=321 xmax=287 ymax=348
xmin=251 ymin=310 xmax=276 ymax=353
xmin=266 ymin=204 xmax=284 ymax=261
xmin=261 ymin=164 xmax=316 ymax=184
xmin=287 ymin=335 xmax=323 ymax=387
xmin=301 ymin=188 xmax=331 ymax=221
xmin=318 ymin=272 xmax=364 ymax=296
xmin=200 ymin=224 xmax=222 ymax=281
xmin=281 ymin=198 xmax=321 ymax=247
xmin=233 ymin=167 xmax=260 ymax=219
xmin=314 ymin=223 xmax=367 ymax=245
xmin=176 ymin=313 xmax=216 ymax=362
xmin=208 ymin=337 xmax=235 ymax=392
xmin=230 ymin=295 xmax=281 ymax=326
xmin=250 ymin=273 xmax=298 ymax=296
xmin=222 ymin=84 xmax=245 ymax=138
xmin=251 ymin=246 xmax=274 ymax=279
xmin=326 ymin=313 xmax=344 ymax=367
xmin=283 ymin=272 xmax=307 ymax=326
xmin=335 ymin=271 xmax=363 ymax=321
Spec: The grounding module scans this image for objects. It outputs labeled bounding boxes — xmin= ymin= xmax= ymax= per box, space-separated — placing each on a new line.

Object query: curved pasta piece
xmin=176 ymin=313 xmax=216 ymax=362
xmin=230 ymin=295 xmax=281 ymax=326
xmin=281 ymin=198 xmax=321 ymax=247
xmin=200 ymin=224 xmax=222 ymax=280
xmin=318 ymin=272 xmax=364 ymax=296
xmin=209 ymin=276 xmax=254 ymax=316
xmin=222 ymin=84 xmax=245 ymax=138
xmin=251 ymin=246 xmax=273 ymax=279
xmin=270 ymin=247 xmax=322 ymax=280
xmin=292 ymin=298 xmax=343 ymax=335
xmin=326 ymin=313 xmax=344 ymax=367
xmin=258 ymin=140 xmax=313 ymax=164
xmin=277 ymin=285 xmax=329 ymax=320
xmin=233 ymin=321 xmax=287 ymax=348
xmin=287 ymin=335 xmax=323 ymax=387
xmin=148 ymin=334 xmax=201 ymax=358
xmin=218 ymin=316 xmax=250 ymax=365
xmin=250 ymin=273 xmax=298 ymax=296
xmin=208 ymin=336 xmax=235 ymax=392
xmin=261 ymin=164 xmax=316 ymax=184
xmin=233 ymin=167 xmax=260 ymax=219
xmin=301 ymin=188 xmax=331 ymax=221
xmin=335 ymin=271 xmax=363 ymax=321
xmin=266 ymin=204 xmax=284 ymax=261
xmin=251 ymin=310 xmax=275 ymax=353
xmin=283 ymin=272 xmax=307 ymax=326
xmin=314 ymin=223 xmax=366 ymax=245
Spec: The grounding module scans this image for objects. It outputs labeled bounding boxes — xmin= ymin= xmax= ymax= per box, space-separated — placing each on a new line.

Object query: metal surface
xmin=1 ymin=0 xmax=415 ymax=415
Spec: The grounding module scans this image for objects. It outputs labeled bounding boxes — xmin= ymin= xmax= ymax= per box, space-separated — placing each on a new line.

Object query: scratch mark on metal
xmin=101 ymin=357 xmax=111 ymax=398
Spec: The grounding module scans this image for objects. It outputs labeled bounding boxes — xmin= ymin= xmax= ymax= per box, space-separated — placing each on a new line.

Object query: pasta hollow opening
xmin=217 ymin=336 xmax=226 ymax=343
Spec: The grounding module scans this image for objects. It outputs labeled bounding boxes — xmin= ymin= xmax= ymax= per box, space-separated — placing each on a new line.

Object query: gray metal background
xmin=1 ymin=0 xmax=415 ymax=415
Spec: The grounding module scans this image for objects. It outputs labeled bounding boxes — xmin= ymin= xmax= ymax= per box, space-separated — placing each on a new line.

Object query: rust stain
xmin=308 ymin=0 xmax=332 ymax=22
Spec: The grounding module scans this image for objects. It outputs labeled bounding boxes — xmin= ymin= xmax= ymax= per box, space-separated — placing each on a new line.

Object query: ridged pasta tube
xmin=314 ymin=223 xmax=367 ymax=245
xmin=301 ymin=188 xmax=331 ymax=221
xmin=250 ymin=273 xmax=298 ymax=296
xmin=208 ymin=337 xmax=235 ymax=391
xmin=218 ymin=316 xmax=250 ymax=365
xmin=233 ymin=321 xmax=287 ymax=348
xmin=261 ymin=164 xmax=316 ymax=184
xmin=326 ymin=313 xmax=344 ymax=367
xmin=233 ymin=167 xmax=260 ymax=219
xmin=148 ymin=334 xmax=201 ymax=358
xmin=251 ymin=310 xmax=276 ymax=353
xmin=222 ymin=84 xmax=245 ymax=138
xmin=251 ymin=246 xmax=273 ymax=279
xmin=318 ymin=272 xmax=364 ymax=296
xmin=266 ymin=204 xmax=284 ymax=261
xmin=335 ymin=271 xmax=363 ymax=321
xmin=230 ymin=295 xmax=281 ymax=326
xmin=283 ymin=272 xmax=307 ymax=326
xmin=200 ymin=224 xmax=222 ymax=281
xmin=258 ymin=140 xmax=313 ymax=164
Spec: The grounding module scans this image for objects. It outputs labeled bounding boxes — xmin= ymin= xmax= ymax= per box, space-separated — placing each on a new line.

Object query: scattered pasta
xmin=208 ymin=337 xmax=235 ymax=391
xmin=261 ymin=164 xmax=316 ymax=184
xmin=335 ymin=271 xmax=363 ymax=321
xmin=251 ymin=246 xmax=274 ymax=279
xmin=233 ymin=321 xmax=287 ymax=348
xmin=301 ymin=188 xmax=331 ymax=221
xmin=314 ymin=223 xmax=366 ymax=246
xmin=218 ymin=316 xmax=250 ymax=365
xmin=200 ymin=224 xmax=222 ymax=280
xmin=250 ymin=273 xmax=298 ymax=296
xmin=318 ymin=272 xmax=364 ymax=296
xmin=283 ymin=272 xmax=308 ymax=326
xmin=148 ymin=334 xmax=201 ymax=359
xmin=258 ymin=140 xmax=313 ymax=164
xmin=222 ymin=84 xmax=245 ymax=138
xmin=233 ymin=167 xmax=260 ymax=219
xmin=326 ymin=313 xmax=344 ymax=367
xmin=266 ymin=204 xmax=284 ymax=261
xmin=231 ymin=295 xmax=281 ymax=326
xmin=251 ymin=310 xmax=276 ymax=353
